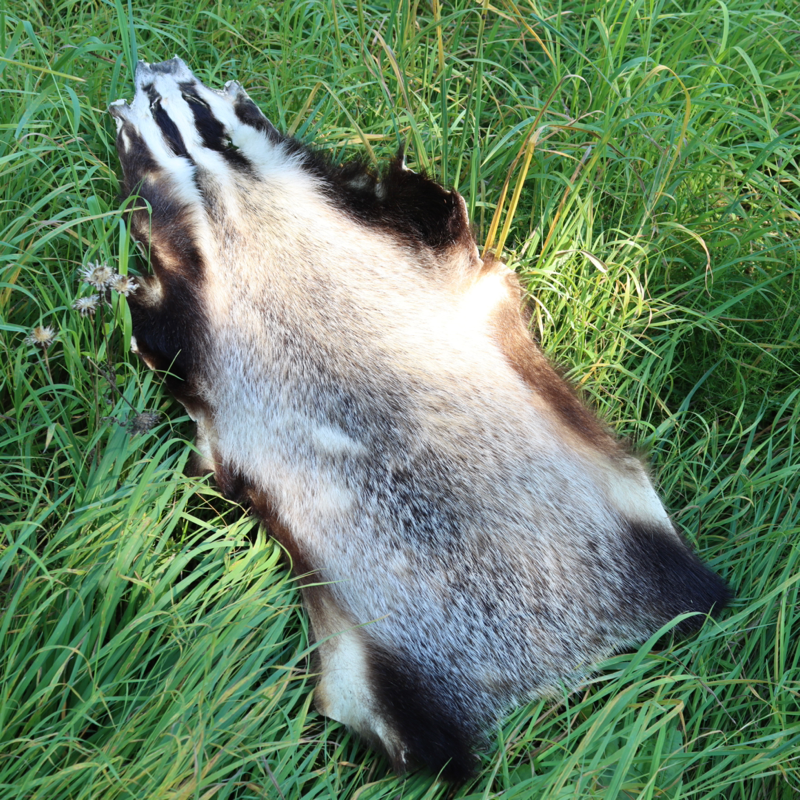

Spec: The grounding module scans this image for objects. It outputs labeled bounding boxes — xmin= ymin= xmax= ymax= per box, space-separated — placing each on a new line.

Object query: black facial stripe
xmin=153 ymin=103 xmax=191 ymax=158
xmin=179 ymin=82 xmax=254 ymax=173
xmin=180 ymin=89 xmax=210 ymax=112
xmin=140 ymin=81 xmax=192 ymax=160
xmin=143 ymin=82 xmax=159 ymax=105
xmin=179 ymin=84 xmax=225 ymax=150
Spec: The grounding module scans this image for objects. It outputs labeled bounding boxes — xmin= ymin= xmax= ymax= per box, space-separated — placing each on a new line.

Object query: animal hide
xmin=110 ymin=58 xmax=729 ymax=781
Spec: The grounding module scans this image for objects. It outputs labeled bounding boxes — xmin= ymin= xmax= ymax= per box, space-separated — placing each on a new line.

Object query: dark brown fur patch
xmin=490 ymin=273 xmax=617 ymax=452
xmin=119 ymin=127 xmax=210 ymax=401
xmin=622 ymin=521 xmax=731 ymax=633
xmin=367 ymin=642 xmax=478 ymax=782
xmin=282 ymin=144 xmax=474 ymax=251
xmin=247 ymin=488 xmax=315 ymax=577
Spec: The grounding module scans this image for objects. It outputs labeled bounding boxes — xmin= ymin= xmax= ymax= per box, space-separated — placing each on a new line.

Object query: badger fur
xmin=110 ymin=57 xmax=729 ymax=781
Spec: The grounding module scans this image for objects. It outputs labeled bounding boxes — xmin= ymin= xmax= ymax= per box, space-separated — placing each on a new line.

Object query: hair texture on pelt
xmin=110 ymin=57 xmax=730 ymax=780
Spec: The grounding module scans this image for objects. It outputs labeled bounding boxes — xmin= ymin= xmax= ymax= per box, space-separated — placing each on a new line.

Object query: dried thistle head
xmin=128 ymin=411 xmax=161 ymax=435
xmin=24 ymin=325 xmax=56 ymax=349
xmin=80 ymin=261 xmax=115 ymax=290
xmin=110 ymin=273 xmax=138 ymax=296
xmin=72 ymin=294 xmax=100 ymax=317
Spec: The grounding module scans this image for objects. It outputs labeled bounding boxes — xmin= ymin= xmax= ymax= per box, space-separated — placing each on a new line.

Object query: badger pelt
xmin=110 ymin=57 xmax=729 ymax=781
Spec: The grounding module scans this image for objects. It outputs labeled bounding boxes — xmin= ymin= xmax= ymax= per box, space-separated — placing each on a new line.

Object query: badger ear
xmin=293 ymin=141 xmax=474 ymax=252
xmin=395 ymin=142 xmax=408 ymax=171
xmin=377 ymin=153 xmax=472 ymax=249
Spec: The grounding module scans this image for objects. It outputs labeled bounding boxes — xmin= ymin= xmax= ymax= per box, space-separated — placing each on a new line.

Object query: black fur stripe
xmin=142 ymin=83 xmax=191 ymax=158
xmin=179 ymin=83 xmax=254 ymax=173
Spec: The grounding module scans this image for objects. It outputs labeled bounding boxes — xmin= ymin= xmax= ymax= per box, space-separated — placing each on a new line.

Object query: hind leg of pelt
xmin=305 ymin=590 xmax=411 ymax=772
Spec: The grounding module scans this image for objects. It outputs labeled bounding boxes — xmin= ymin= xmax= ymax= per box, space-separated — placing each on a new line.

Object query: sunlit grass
xmin=1 ymin=0 xmax=798 ymax=797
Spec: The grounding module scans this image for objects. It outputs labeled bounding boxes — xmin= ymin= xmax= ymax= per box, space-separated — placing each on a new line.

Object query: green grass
xmin=1 ymin=0 xmax=798 ymax=797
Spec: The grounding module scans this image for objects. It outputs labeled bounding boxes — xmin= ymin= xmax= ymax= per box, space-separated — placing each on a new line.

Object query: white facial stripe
xmin=123 ymin=94 xmax=189 ymax=167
